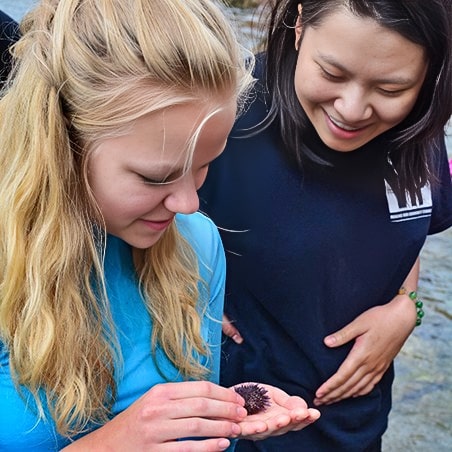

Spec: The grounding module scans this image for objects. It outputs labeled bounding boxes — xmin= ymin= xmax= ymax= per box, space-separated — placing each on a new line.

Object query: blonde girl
xmin=0 ymin=0 xmax=320 ymax=450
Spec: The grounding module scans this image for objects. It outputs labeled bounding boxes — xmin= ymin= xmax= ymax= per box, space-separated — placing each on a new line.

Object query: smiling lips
xmin=326 ymin=112 xmax=365 ymax=131
xmin=140 ymin=217 xmax=174 ymax=231
xmin=323 ymin=111 xmax=370 ymax=141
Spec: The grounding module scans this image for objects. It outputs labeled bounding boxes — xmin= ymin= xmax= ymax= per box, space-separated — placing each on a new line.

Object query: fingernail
xmin=294 ymin=412 xmax=308 ymax=422
xmin=231 ymin=423 xmax=241 ymax=435
xmin=237 ymin=406 xmax=247 ymax=417
xmin=232 ymin=334 xmax=243 ymax=344
xmin=218 ymin=439 xmax=231 ymax=450
xmin=324 ymin=335 xmax=336 ymax=346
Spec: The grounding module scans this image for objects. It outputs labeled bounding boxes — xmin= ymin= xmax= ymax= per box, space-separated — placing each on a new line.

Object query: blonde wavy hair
xmin=0 ymin=0 xmax=254 ymax=436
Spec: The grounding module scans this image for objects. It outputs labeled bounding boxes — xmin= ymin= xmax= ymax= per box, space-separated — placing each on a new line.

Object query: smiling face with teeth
xmin=294 ymin=8 xmax=427 ymax=152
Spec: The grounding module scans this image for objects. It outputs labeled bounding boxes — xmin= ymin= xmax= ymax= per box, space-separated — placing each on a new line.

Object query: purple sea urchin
xmin=234 ymin=383 xmax=271 ymax=415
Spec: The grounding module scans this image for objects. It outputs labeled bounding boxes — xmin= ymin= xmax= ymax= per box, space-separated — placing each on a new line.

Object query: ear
xmin=295 ymin=3 xmax=302 ymax=51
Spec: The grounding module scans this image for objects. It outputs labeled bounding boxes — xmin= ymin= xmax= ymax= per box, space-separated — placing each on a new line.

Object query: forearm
xmin=400 ymin=257 xmax=420 ymax=292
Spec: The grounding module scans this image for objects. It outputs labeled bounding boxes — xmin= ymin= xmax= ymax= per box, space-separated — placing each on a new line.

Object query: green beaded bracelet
xmin=398 ymin=287 xmax=424 ymax=326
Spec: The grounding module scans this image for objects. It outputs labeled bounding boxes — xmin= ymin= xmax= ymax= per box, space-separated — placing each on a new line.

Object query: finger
xmin=350 ymin=368 xmax=388 ymax=399
xmin=329 ymin=373 xmax=377 ymax=404
xmin=324 ymin=321 xmax=362 ymax=348
xmin=289 ymin=405 xmax=321 ymax=423
xmin=305 ymin=408 xmax=321 ymax=423
xmin=259 ymin=414 xmax=291 ymax=438
xmin=354 ymin=373 xmax=385 ymax=397
xmin=265 ymin=416 xmax=307 ymax=437
xmin=153 ymin=381 xmax=243 ymax=405
xmin=259 ymin=384 xmax=309 ymax=410
xmin=167 ymin=396 xmax=247 ymax=421
xmin=240 ymin=408 xmax=321 ymax=441
xmin=281 ymin=395 xmax=308 ymax=411
xmin=315 ymin=375 xmax=363 ymax=405
xmin=222 ymin=314 xmax=243 ymax=344
xmin=315 ymin=376 xmax=350 ymax=402
xmin=280 ymin=413 xmax=320 ymax=434
xmin=315 ymin=364 xmax=367 ymax=405
xmin=316 ymin=346 xmax=391 ymax=404
xmin=241 ymin=413 xmax=309 ymax=440
xmin=161 ymin=437 xmax=232 ymax=452
xmin=315 ymin=366 xmax=355 ymax=400
xmin=315 ymin=364 xmax=383 ymax=405
xmin=238 ymin=418 xmax=270 ymax=437
xmin=156 ymin=417 xmax=242 ymax=443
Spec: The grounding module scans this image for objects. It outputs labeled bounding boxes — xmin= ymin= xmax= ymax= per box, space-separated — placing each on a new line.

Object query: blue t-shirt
xmin=0 ymin=212 xmax=226 ymax=450
xmin=199 ymin=57 xmax=452 ymax=451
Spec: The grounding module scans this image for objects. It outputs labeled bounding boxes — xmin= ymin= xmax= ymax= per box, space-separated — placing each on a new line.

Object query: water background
xmin=1 ymin=1 xmax=451 ymax=450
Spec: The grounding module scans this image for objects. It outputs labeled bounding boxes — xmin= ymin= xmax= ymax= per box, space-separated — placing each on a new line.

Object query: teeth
xmin=329 ymin=115 xmax=360 ymax=131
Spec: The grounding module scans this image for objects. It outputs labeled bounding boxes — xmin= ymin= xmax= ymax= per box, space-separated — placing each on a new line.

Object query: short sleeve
xmin=429 ymin=136 xmax=452 ymax=234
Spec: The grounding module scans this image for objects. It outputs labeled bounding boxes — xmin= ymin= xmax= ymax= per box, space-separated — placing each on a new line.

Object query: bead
xmin=399 ymin=286 xmax=424 ymax=327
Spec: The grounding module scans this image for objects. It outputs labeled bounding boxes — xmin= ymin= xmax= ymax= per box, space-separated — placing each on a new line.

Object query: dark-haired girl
xmin=200 ymin=1 xmax=452 ymax=450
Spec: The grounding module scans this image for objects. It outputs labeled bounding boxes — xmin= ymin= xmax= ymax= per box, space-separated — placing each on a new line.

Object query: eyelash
xmin=139 ymin=164 xmax=209 ymax=186
xmin=140 ymin=174 xmax=170 ymax=185
xmin=378 ymin=88 xmax=404 ymax=97
xmin=320 ymin=67 xmax=342 ymax=81
xmin=320 ymin=67 xmax=405 ymax=96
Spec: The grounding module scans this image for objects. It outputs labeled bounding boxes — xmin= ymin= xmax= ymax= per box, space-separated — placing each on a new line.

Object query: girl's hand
xmin=314 ymin=295 xmax=416 ymax=405
xmin=63 ymin=381 xmax=247 ymax=452
xmin=236 ymin=383 xmax=321 ymax=440
xmin=314 ymin=258 xmax=420 ymax=406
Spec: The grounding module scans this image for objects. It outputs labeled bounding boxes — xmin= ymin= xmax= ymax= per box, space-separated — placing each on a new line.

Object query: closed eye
xmin=377 ymin=87 xmax=406 ymax=97
xmin=139 ymin=172 xmax=182 ymax=185
xmin=141 ymin=175 xmax=167 ymax=185
xmin=319 ymin=66 xmax=343 ymax=82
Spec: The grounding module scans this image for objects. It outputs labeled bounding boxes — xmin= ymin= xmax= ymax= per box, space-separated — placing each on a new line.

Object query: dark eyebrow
xmin=318 ymin=52 xmax=415 ymax=86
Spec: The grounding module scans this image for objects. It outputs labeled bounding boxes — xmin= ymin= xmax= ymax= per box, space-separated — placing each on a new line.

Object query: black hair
xmin=262 ymin=0 xmax=452 ymax=192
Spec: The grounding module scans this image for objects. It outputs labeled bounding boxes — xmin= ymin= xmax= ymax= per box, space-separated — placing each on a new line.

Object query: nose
xmin=333 ymin=83 xmax=372 ymax=123
xmin=163 ymin=174 xmax=200 ymax=215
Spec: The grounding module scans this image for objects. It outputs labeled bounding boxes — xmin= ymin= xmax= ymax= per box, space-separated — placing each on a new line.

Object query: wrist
xmin=398 ymin=286 xmax=424 ymax=327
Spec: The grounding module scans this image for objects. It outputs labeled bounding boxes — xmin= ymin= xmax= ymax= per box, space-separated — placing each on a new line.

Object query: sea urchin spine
xmin=234 ymin=383 xmax=271 ymax=415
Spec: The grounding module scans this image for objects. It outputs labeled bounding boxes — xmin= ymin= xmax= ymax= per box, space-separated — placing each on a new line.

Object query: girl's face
xmin=294 ymin=9 xmax=427 ymax=152
xmin=88 ymin=97 xmax=236 ymax=249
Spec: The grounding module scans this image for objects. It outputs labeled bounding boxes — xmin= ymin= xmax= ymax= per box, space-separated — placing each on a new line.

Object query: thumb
xmin=323 ymin=320 xmax=360 ymax=348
